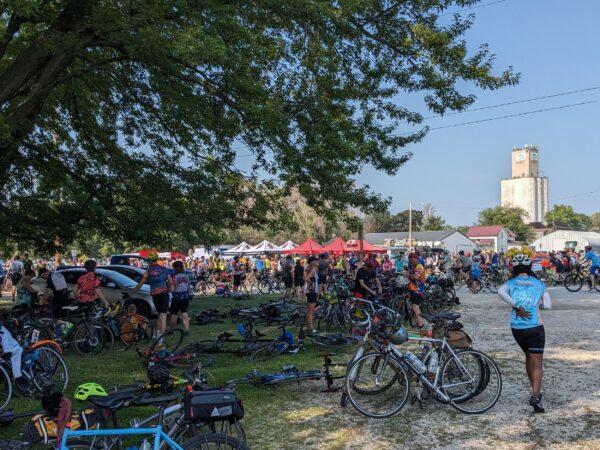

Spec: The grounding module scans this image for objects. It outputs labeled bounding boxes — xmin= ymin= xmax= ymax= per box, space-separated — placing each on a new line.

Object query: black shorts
xmin=284 ymin=276 xmax=293 ymax=289
xmin=410 ymin=291 xmax=423 ymax=306
xmin=307 ymin=293 xmax=318 ymax=304
xmin=233 ymin=274 xmax=241 ymax=287
xmin=170 ymin=297 xmax=190 ymax=315
xmin=152 ymin=292 xmax=170 ymax=314
xmin=10 ymin=273 xmax=22 ymax=284
xmin=294 ymin=279 xmax=304 ymax=288
xmin=512 ymin=325 xmax=545 ymax=354
xmin=318 ymin=273 xmax=327 ymax=285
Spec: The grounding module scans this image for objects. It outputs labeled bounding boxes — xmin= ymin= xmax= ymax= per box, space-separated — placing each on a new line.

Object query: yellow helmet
xmin=147 ymin=252 xmax=159 ymax=261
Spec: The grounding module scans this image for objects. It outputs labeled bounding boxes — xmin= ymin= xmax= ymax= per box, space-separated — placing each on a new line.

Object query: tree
xmin=420 ymin=203 xmax=447 ymax=230
xmin=0 ymin=1 xmax=517 ymax=252
xmin=478 ymin=206 xmax=532 ymax=243
xmin=392 ymin=210 xmax=424 ymax=232
xmin=591 ymin=212 xmax=600 ymax=231
xmin=363 ymin=211 xmax=395 ymax=234
xmin=545 ymin=205 xmax=591 ymax=230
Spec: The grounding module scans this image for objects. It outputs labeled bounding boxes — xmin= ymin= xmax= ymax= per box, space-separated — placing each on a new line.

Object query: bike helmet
xmin=147 ymin=252 xmax=159 ymax=261
xmin=148 ymin=363 xmax=171 ymax=385
xmin=510 ymin=253 xmax=532 ymax=267
xmin=395 ymin=275 xmax=409 ymax=288
xmin=74 ymin=383 xmax=107 ymax=401
xmin=388 ymin=325 xmax=408 ymax=345
xmin=324 ymin=292 xmax=338 ymax=305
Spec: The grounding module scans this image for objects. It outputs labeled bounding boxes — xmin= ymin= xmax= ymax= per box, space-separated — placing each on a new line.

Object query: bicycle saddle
xmin=88 ymin=391 xmax=136 ymax=411
xmin=133 ymin=391 xmax=181 ymax=407
xmin=421 ymin=312 xmax=461 ymax=322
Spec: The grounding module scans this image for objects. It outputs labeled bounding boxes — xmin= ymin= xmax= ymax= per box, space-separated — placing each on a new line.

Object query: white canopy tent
xmin=248 ymin=240 xmax=282 ymax=254
xmin=223 ymin=242 xmax=254 ymax=255
xmin=279 ymin=240 xmax=298 ymax=251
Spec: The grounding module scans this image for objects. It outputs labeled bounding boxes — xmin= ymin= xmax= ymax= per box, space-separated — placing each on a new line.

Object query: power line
xmin=440 ymin=0 xmax=509 ymax=17
xmin=422 ymin=85 xmax=600 ymax=120
xmin=397 ymin=100 xmax=598 ymax=135
xmin=550 ymin=189 xmax=600 ymax=202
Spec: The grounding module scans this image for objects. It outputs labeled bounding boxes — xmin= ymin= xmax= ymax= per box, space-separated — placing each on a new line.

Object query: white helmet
xmin=511 ymin=253 xmax=532 ymax=267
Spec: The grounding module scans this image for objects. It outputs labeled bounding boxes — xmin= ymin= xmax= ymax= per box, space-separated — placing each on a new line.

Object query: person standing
xmin=305 ymin=256 xmax=320 ymax=334
xmin=292 ymin=258 xmax=306 ymax=303
xmin=281 ymin=255 xmax=294 ymax=301
xmin=405 ymin=253 xmax=426 ymax=328
xmin=22 ymin=254 xmax=33 ymax=272
xmin=170 ymin=260 xmax=191 ymax=335
xmin=231 ymin=256 xmax=242 ymax=298
xmin=39 ymin=268 xmax=69 ymax=318
xmin=16 ymin=269 xmax=37 ymax=306
xmin=73 ymin=260 xmax=110 ymax=308
xmin=132 ymin=253 xmax=173 ymax=338
xmin=9 ymin=256 xmax=24 ymax=301
xmin=354 ymin=260 xmax=381 ymax=298
xmin=498 ymin=249 xmax=551 ymax=413
xmin=317 ymin=253 xmax=331 ymax=298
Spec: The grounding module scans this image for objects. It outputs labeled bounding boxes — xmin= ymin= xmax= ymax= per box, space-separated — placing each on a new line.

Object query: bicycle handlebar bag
xmin=183 ymin=389 xmax=244 ymax=423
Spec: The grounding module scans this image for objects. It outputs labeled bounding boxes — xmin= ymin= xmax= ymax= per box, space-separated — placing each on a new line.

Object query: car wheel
xmin=125 ymin=298 xmax=152 ymax=318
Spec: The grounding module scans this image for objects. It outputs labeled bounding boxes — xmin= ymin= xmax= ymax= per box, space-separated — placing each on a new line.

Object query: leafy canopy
xmin=545 ymin=204 xmax=591 ymax=231
xmin=0 ymin=0 xmax=517 ymax=252
xmin=478 ymin=206 xmax=532 ymax=243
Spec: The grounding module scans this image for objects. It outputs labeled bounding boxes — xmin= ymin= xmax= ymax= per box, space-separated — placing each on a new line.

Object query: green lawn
xmin=0 ymin=294 xmax=358 ymax=449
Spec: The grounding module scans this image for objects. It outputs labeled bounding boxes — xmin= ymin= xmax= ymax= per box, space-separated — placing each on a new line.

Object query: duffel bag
xmin=184 ymin=389 xmax=244 ymax=423
xmin=22 ymin=409 xmax=99 ymax=444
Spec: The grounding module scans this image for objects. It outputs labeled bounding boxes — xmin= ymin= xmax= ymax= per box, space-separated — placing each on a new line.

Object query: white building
xmin=500 ymin=145 xmax=548 ymax=224
xmin=531 ymin=230 xmax=600 ymax=252
xmin=365 ymin=230 xmax=476 ymax=254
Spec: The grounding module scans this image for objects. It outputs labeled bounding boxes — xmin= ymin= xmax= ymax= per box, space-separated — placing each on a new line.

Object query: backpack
xmin=22 ymin=409 xmax=99 ymax=444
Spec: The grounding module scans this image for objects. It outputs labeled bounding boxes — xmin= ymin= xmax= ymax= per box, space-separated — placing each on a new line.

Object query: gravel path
xmin=250 ymin=288 xmax=600 ymax=450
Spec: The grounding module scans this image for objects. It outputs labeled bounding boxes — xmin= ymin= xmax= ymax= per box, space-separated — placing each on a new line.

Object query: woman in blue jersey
xmin=498 ymin=248 xmax=552 ymax=413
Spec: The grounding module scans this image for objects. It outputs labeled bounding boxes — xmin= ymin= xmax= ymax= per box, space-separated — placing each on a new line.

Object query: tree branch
xmin=0 ymin=12 xmax=24 ymax=60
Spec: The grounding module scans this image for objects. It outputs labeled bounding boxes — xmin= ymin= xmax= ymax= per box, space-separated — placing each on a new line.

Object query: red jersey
xmin=77 ymin=272 xmax=100 ymax=303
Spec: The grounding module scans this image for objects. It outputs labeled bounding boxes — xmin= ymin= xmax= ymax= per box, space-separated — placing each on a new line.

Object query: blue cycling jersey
xmin=584 ymin=250 xmax=600 ymax=266
xmin=504 ymin=276 xmax=546 ymax=329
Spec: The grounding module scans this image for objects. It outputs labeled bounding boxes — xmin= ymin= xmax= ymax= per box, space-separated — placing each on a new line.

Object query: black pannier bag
xmin=183 ymin=389 xmax=244 ymax=423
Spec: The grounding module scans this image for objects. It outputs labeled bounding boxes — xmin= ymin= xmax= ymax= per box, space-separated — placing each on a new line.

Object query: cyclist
xmin=281 ymin=254 xmax=294 ymax=301
xmin=354 ymin=259 xmax=381 ymax=299
xmin=305 ymin=256 xmax=320 ymax=334
xmin=581 ymin=245 xmax=599 ymax=291
xmin=405 ymin=253 xmax=425 ymax=328
xmin=73 ymin=260 xmax=110 ymax=308
xmin=15 ymin=269 xmax=37 ymax=306
xmin=132 ymin=252 xmax=173 ymax=338
xmin=317 ymin=253 xmax=331 ymax=298
xmin=231 ymin=256 xmax=242 ymax=298
xmin=39 ymin=268 xmax=69 ymax=318
xmin=170 ymin=260 xmax=191 ymax=334
xmin=453 ymin=250 xmax=472 ymax=283
xmin=292 ymin=258 xmax=306 ymax=303
xmin=498 ymin=249 xmax=551 ymax=413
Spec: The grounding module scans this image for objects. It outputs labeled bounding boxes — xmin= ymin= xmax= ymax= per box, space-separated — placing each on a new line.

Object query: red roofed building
xmin=466 ymin=225 xmax=517 ymax=253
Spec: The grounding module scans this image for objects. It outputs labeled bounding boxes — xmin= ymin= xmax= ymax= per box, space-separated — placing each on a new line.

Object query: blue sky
xmin=360 ymin=0 xmax=600 ymax=226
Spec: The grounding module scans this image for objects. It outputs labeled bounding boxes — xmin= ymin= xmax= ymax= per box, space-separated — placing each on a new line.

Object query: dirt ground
xmin=247 ymin=288 xmax=600 ymax=450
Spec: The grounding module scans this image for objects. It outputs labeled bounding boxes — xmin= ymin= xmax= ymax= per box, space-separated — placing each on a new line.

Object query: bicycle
xmin=344 ymin=322 xmax=501 ymax=418
xmin=139 ymin=329 xmax=213 ymax=368
xmin=564 ymin=264 xmax=600 ymax=292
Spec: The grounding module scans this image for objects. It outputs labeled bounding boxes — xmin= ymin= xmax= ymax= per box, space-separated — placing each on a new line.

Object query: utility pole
xmin=408 ymin=202 xmax=413 ymax=252
xmin=358 ymin=222 xmax=364 ymax=256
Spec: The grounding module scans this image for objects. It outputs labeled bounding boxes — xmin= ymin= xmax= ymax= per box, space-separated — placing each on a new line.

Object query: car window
xmin=63 ymin=271 xmax=84 ymax=284
xmin=96 ymin=269 xmax=136 ymax=288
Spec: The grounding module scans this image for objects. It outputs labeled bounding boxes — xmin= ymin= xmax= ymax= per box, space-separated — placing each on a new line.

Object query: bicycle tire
xmin=0 ymin=363 xmax=12 ymax=411
xmin=564 ymin=273 xmax=583 ymax=292
xmin=345 ymin=352 xmax=410 ymax=418
xmin=73 ymin=321 xmax=114 ymax=356
xmin=249 ymin=341 xmax=289 ymax=362
xmin=311 ymin=335 xmax=353 ymax=348
xmin=29 ymin=346 xmax=69 ymax=395
xmin=182 ymin=432 xmax=250 ymax=449
xmin=442 ymin=349 xmax=502 ymax=414
xmin=151 ymin=328 xmax=184 ymax=352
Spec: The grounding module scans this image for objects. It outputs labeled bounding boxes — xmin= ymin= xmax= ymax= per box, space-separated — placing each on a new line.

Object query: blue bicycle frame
xmin=60 ymin=424 xmax=184 ymax=450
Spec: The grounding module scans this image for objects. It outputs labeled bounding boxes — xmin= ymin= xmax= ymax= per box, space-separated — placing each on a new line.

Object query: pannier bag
xmin=22 ymin=409 xmax=99 ymax=444
xmin=432 ymin=320 xmax=473 ymax=349
xmin=184 ymin=389 xmax=244 ymax=423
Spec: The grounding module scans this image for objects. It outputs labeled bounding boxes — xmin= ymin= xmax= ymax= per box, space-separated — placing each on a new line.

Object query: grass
xmin=0 ymin=293 xmax=358 ymax=448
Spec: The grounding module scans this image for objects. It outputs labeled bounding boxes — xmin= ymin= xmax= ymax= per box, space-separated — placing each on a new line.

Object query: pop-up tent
xmin=346 ymin=239 xmax=387 ymax=254
xmin=283 ymin=238 xmax=323 ymax=255
xmin=223 ymin=242 xmax=254 ymax=255
xmin=139 ymin=250 xmax=188 ymax=259
xmin=279 ymin=240 xmax=298 ymax=251
xmin=320 ymin=237 xmax=351 ymax=255
xmin=248 ymin=240 xmax=282 ymax=254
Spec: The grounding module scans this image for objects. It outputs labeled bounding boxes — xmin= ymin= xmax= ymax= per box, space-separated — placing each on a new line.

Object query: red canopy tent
xmin=346 ymin=239 xmax=387 ymax=254
xmin=283 ymin=238 xmax=323 ymax=255
xmin=320 ymin=237 xmax=351 ymax=255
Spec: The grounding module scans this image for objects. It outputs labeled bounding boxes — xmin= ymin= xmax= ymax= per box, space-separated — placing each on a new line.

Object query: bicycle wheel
xmin=0 ymin=364 xmax=12 ymax=411
xmin=172 ymin=352 xmax=214 ymax=368
xmin=73 ymin=322 xmax=114 ymax=356
xmin=180 ymin=420 xmax=247 ymax=447
xmin=30 ymin=346 xmax=69 ymax=394
xmin=311 ymin=334 xmax=353 ymax=348
xmin=441 ymin=349 xmax=502 ymax=414
xmin=182 ymin=432 xmax=250 ymax=449
xmin=564 ymin=273 xmax=583 ymax=292
xmin=152 ymin=328 xmax=184 ymax=352
xmin=249 ymin=341 xmax=289 ymax=362
xmin=345 ymin=352 xmax=410 ymax=418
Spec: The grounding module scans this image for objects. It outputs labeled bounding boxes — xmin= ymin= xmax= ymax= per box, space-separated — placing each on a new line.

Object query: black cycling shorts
xmin=318 ymin=273 xmax=327 ymax=285
xmin=233 ymin=274 xmax=241 ymax=287
xmin=512 ymin=325 xmax=545 ymax=354
xmin=170 ymin=297 xmax=189 ymax=315
xmin=307 ymin=293 xmax=318 ymax=304
xmin=10 ymin=273 xmax=22 ymax=284
xmin=152 ymin=292 xmax=170 ymax=314
xmin=283 ymin=276 xmax=293 ymax=289
xmin=410 ymin=291 xmax=423 ymax=306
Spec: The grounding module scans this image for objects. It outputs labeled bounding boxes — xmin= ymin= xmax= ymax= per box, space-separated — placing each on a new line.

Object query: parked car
xmin=32 ymin=268 xmax=157 ymax=317
xmin=98 ymin=265 xmax=148 ymax=284
xmin=108 ymin=254 xmax=197 ymax=290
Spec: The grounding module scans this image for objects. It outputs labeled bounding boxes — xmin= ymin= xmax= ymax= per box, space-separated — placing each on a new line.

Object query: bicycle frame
xmin=60 ymin=424 xmax=183 ymax=450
